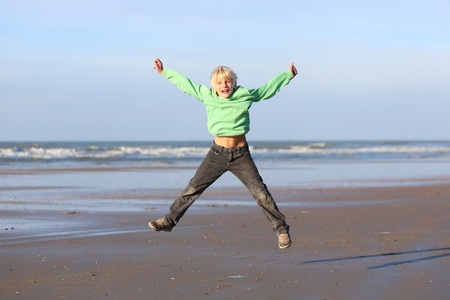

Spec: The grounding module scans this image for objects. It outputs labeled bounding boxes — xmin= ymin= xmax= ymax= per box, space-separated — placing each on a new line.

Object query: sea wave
xmin=1 ymin=141 xmax=449 ymax=165
xmin=270 ymin=145 xmax=450 ymax=155
xmin=0 ymin=146 xmax=209 ymax=161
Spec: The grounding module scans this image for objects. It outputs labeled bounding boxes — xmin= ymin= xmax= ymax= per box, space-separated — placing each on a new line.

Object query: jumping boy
xmin=149 ymin=58 xmax=298 ymax=249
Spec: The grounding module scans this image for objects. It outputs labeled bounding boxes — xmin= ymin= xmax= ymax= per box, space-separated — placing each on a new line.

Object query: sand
xmin=1 ymin=181 xmax=450 ymax=299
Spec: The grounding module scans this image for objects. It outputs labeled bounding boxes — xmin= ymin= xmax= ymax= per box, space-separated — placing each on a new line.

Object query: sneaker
xmin=278 ymin=233 xmax=291 ymax=249
xmin=148 ymin=218 xmax=172 ymax=232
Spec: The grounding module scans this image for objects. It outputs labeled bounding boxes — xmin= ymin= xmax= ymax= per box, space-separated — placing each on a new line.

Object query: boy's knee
xmin=180 ymin=184 xmax=201 ymax=197
xmin=252 ymin=188 xmax=273 ymax=206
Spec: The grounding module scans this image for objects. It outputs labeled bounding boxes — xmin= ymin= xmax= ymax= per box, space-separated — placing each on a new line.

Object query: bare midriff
xmin=214 ymin=135 xmax=247 ymax=148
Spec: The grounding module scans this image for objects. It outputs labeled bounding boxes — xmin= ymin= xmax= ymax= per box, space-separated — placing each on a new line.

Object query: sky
xmin=1 ymin=0 xmax=449 ymax=141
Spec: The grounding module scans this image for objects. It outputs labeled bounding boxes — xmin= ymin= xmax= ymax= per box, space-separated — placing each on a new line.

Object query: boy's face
xmin=213 ymin=76 xmax=236 ymax=98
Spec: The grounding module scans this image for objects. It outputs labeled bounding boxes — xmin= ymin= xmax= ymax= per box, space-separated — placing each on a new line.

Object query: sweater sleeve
xmin=161 ymin=68 xmax=212 ymax=101
xmin=248 ymin=70 xmax=294 ymax=102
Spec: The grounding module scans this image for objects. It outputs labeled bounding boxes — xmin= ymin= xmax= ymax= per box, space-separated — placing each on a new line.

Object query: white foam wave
xmin=252 ymin=145 xmax=450 ymax=155
xmin=0 ymin=146 xmax=210 ymax=160
xmin=1 ymin=144 xmax=450 ymax=161
xmin=0 ymin=147 xmax=80 ymax=160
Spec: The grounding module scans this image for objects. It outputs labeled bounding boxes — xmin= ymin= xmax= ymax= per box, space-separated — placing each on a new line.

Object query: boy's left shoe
xmin=278 ymin=233 xmax=291 ymax=249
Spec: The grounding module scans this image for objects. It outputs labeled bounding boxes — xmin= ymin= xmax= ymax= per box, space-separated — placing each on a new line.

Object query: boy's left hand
xmin=289 ymin=62 xmax=298 ymax=77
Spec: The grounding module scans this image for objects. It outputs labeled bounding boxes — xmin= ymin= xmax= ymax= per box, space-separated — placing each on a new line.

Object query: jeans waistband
xmin=211 ymin=141 xmax=249 ymax=152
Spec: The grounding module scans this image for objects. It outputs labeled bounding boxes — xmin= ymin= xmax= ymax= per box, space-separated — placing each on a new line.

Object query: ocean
xmin=2 ymin=140 xmax=450 ymax=168
xmin=1 ymin=140 xmax=450 ymax=190
xmin=1 ymin=140 xmax=450 ymax=235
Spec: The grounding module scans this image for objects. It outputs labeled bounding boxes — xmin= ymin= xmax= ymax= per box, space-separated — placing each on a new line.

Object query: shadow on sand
xmin=301 ymin=247 xmax=450 ymax=269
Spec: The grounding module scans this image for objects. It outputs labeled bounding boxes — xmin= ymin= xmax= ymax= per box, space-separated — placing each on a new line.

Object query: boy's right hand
xmin=154 ymin=58 xmax=164 ymax=74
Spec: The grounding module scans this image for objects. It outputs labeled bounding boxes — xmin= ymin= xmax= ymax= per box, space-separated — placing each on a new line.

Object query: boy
xmin=150 ymin=58 xmax=298 ymax=249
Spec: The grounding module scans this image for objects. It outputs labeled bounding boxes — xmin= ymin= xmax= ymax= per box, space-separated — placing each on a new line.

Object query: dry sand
xmin=1 ymin=184 xmax=450 ymax=299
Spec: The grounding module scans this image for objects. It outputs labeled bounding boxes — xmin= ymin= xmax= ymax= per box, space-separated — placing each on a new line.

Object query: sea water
xmin=1 ymin=140 xmax=450 ymax=189
xmin=1 ymin=140 xmax=450 ymax=166
xmin=2 ymin=140 xmax=450 ymax=236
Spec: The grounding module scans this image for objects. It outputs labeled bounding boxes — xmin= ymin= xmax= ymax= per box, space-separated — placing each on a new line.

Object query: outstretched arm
xmin=154 ymin=58 xmax=164 ymax=74
xmin=249 ymin=63 xmax=297 ymax=101
xmin=153 ymin=58 xmax=211 ymax=101
xmin=289 ymin=62 xmax=298 ymax=77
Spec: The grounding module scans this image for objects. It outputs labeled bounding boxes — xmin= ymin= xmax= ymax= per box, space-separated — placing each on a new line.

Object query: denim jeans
xmin=164 ymin=142 xmax=289 ymax=235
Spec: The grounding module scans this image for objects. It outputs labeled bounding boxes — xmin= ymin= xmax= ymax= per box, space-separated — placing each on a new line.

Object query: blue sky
xmin=1 ymin=0 xmax=449 ymax=141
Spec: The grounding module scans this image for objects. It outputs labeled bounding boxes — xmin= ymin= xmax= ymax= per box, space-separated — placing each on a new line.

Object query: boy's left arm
xmin=250 ymin=63 xmax=297 ymax=101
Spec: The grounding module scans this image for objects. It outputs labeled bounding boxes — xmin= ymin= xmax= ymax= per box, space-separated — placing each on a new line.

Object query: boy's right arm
xmin=154 ymin=58 xmax=210 ymax=101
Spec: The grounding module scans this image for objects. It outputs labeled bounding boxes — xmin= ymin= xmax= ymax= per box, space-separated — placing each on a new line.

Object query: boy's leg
xmin=230 ymin=146 xmax=289 ymax=235
xmin=163 ymin=144 xmax=228 ymax=228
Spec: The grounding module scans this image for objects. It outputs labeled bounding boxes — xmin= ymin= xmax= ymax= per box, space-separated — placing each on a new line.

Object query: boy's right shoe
xmin=148 ymin=218 xmax=172 ymax=232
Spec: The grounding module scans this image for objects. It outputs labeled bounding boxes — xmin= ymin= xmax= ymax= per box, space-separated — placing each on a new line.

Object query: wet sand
xmin=1 ymin=181 xmax=450 ymax=299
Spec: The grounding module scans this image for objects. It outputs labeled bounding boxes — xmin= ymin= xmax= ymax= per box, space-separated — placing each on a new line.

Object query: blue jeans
xmin=164 ymin=142 xmax=289 ymax=235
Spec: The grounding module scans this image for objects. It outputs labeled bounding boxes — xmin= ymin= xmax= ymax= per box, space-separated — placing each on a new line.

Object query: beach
xmin=1 ymin=141 xmax=450 ymax=299
xmin=1 ymin=161 xmax=450 ymax=299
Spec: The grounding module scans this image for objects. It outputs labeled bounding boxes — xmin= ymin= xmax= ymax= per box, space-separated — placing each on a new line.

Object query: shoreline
xmin=1 ymin=181 xmax=449 ymax=299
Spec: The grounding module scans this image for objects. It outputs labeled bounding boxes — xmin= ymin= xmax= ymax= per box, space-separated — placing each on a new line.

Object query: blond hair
xmin=210 ymin=66 xmax=238 ymax=87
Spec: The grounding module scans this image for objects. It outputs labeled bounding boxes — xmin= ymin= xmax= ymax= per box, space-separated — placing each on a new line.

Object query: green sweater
xmin=161 ymin=68 xmax=294 ymax=137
